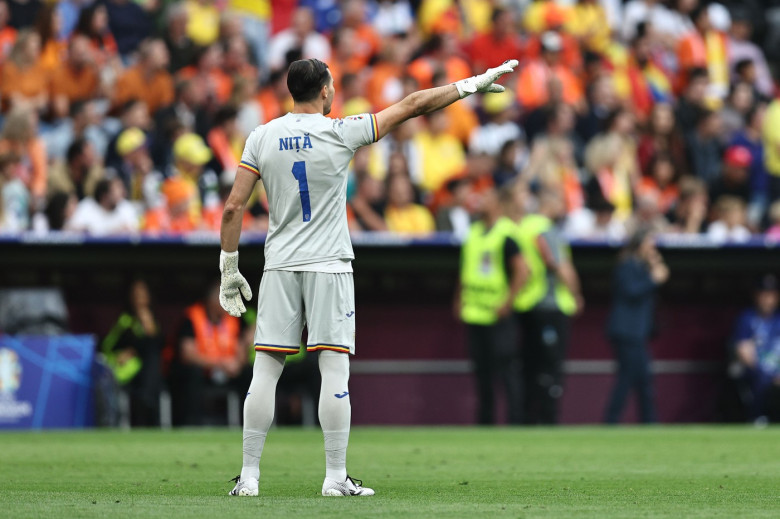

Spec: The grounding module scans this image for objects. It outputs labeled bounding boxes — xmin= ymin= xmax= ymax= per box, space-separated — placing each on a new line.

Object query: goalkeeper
xmin=220 ymin=58 xmax=519 ymax=497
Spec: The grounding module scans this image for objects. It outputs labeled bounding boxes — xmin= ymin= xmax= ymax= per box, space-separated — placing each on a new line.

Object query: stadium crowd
xmin=0 ymin=0 xmax=778 ymax=242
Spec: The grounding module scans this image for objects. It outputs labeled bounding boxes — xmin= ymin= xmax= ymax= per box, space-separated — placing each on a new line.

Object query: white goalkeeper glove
xmin=453 ymin=59 xmax=519 ymax=99
xmin=219 ymin=250 xmax=252 ymax=317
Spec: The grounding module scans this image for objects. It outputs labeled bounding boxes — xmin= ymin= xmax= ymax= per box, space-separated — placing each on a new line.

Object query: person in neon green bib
xmin=456 ymin=186 xmax=527 ymax=424
xmin=512 ymin=187 xmax=583 ymax=424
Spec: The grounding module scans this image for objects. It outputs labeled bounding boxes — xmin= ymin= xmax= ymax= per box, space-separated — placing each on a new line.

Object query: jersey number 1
xmin=291 ymin=161 xmax=311 ymax=222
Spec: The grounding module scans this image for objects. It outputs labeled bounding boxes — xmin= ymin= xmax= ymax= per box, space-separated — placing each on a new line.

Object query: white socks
xmin=239 ymin=350 xmax=352 ymax=484
xmin=240 ymin=351 xmax=285 ymax=481
xmin=318 ymin=350 xmax=351 ymax=482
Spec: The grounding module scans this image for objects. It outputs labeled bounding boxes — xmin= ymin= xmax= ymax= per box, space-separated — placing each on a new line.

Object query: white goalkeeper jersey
xmin=238 ymin=112 xmax=379 ymax=270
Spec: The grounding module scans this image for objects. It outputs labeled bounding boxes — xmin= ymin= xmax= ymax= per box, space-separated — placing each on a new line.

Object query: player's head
xmin=287 ymin=58 xmax=335 ymax=115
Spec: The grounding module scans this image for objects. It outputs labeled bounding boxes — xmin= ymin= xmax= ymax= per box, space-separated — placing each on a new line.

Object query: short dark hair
xmin=94 ymin=179 xmax=112 ymax=203
xmin=287 ymin=59 xmax=330 ymax=103
xmin=67 ymin=138 xmax=88 ymax=164
xmin=735 ymin=58 xmax=754 ymax=75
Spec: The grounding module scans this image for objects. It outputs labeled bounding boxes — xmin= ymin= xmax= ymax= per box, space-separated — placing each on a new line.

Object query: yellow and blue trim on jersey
xmin=255 ymin=343 xmax=300 ymax=354
xmin=239 ymin=160 xmax=260 ymax=176
xmin=369 ymin=113 xmax=378 ymax=143
xmin=307 ymin=343 xmax=352 ymax=354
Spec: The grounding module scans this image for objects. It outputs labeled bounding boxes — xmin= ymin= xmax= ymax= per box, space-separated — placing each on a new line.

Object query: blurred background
xmin=1 ymin=0 xmax=780 ymax=430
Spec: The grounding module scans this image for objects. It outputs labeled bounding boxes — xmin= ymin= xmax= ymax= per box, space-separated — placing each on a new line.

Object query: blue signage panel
xmin=0 ymin=335 xmax=95 ymax=429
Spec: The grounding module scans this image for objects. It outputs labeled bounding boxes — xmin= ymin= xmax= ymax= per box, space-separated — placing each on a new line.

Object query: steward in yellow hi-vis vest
xmin=512 ymin=189 xmax=583 ymax=425
xmin=457 ymin=187 xmax=527 ymax=424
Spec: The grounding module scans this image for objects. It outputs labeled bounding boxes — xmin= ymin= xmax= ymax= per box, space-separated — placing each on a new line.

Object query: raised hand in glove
xmin=453 ymin=59 xmax=519 ymax=99
xmin=219 ymin=250 xmax=252 ymax=317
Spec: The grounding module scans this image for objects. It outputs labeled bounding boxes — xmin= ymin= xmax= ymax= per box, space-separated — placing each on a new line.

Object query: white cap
xmin=541 ymin=31 xmax=562 ymax=52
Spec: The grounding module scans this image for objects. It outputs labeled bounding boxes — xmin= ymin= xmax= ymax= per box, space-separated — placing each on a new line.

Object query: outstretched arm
xmin=374 ymin=60 xmax=518 ymax=140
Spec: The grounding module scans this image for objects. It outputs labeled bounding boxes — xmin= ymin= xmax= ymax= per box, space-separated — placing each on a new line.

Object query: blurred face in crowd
xmin=123 ymin=101 xmax=151 ymax=130
xmin=130 ymin=280 xmax=151 ymax=309
xmin=68 ymin=35 xmax=92 ymax=67
xmin=729 ymin=83 xmax=754 ymax=113
xmin=168 ymin=7 xmax=188 ymax=37
xmin=686 ymin=75 xmax=709 ymax=104
xmin=145 ymin=40 xmax=170 ymax=71
xmin=99 ymin=179 xmax=124 ymax=211
xmin=748 ymin=104 xmax=766 ymax=131
xmin=92 ymin=5 xmax=109 ymax=34
xmin=756 ymin=289 xmax=779 ymax=316
xmin=723 ymin=163 xmax=748 ymax=185
xmin=478 ymin=188 xmax=500 ymax=220
xmin=652 ymin=157 xmax=675 ymax=187
xmin=427 ymin=111 xmax=449 ymax=136
xmin=342 ymin=0 xmax=365 ymax=27
xmin=387 ymin=175 xmax=413 ymax=207
xmin=591 ymin=77 xmax=617 ymax=110
xmin=387 ymin=152 xmax=409 ymax=178
xmin=199 ymin=44 xmax=222 ymax=71
xmin=699 ymin=112 xmax=722 ymax=137
xmin=651 ymin=103 xmax=675 ymax=136
xmin=730 ymin=20 xmax=752 ymax=41
xmin=292 ymin=8 xmax=315 ymax=39
xmin=358 ymin=175 xmax=385 ymax=203
xmin=612 ymin=110 xmax=635 ymax=136
xmin=494 ymin=10 xmax=515 ymax=36
xmin=24 ymin=32 xmax=41 ymax=61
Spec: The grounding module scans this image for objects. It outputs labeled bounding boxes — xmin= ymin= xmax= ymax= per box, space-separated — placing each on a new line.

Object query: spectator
xmin=492 ymin=139 xmax=524 ymax=189
xmin=407 ymin=33 xmax=471 ymax=91
xmin=676 ymin=3 xmax=729 ymax=102
xmin=44 ymin=190 xmax=77 ymax=231
xmin=720 ymin=82 xmax=755 ymax=140
xmin=566 ymin=0 xmax=610 ymax=54
xmin=33 ymin=3 xmax=65 ymax=71
xmin=0 ymin=0 xmax=16 ymax=63
xmin=456 ymin=185 xmax=525 ymax=424
xmin=207 ymin=105 xmax=242 ymax=175
xmin=167 ymin=132 xmax=219 ymax=226
xmin=709 ymin=146 xmax=752 ymax=209
xmin=177 ymin=43 xmax=232 ymax=106
xmin=668 ymin=176 xmax=708 ymax=233
xmin=48 ymin=137 xmax=103 ymax=201
xmin=104 ymin=0 xmax=152 ymax=60
xmin=604 ymin=229 xmax=668 ymax=424
xmin=67 ymin=177 xmax=139 ymax=235
xmin=227 ymin=0 xmax=272 ymax=78
xmin=414 ymin=110 xmax=466 ymax=193
xmin=384 ymin=171 xmax=435 ymax=234
xmin=637 ymin=102 xmax=688 ymax=176
xmin=728 ymin=10 xmax=773 ymax=99
xmin=112 ymin=38 xmax=174 ymax=116
xmin=763 ymin=97 xmax=780 ymax=202
xmin=576 ymin=76 xmax=618 ymax=144
xmin=144 ymin=176 xmax=199 ymax=233
xmin=435 ymin=176 xmax=472 ymax=240
xmin=7 ymin=0 xmax=42 ymax=30
xmin=0 ymin=29 xmax=48 ymax=111
xmin=163 ymin=2 xmax=197 ymax=74
xmin=339 ymin=0 xmax=380 ymax=71
xmin=372 ymin=0 xmax=413 ymax=37
xmin=526 ymin=135 xmax=583 ymax=215
xmin=101 ymin=279 xmax=163 ymax=426
xmin=347 ymin=171 xmax=387 ymax=232
xmin=564 ymin=196 xmax=625 ymax=241
xmin=222 ymin=35 xmax=257 ymax=83
xmin=707 ymin=196 xmax=751 ymax=243
xmin=467 ymin=7 xmax=524 ymax=73
xmin=637 ymin=153 xmax=679 ymax=215
xmin=73 ymin=2 xmax=121 ymax=93
xmin=625 ymin=190 xmax=669 ymax=236
xmin=184 ymin=0 xmax=220 ymax=47
xmin=584 ymin=108 xmax=639 ymax=220
xmin=49 ymin=34 xmax=100 ymax=120
xmin=621 ymin=0 xmax=674 ymax=42
xmin=105 ymin=99 xmax=151 ymax=172
xmin=686 ymin=108 xmax=723 ymax=186
xmin=113 ymin=127 xmax=163 ymax=210
xmin=516 ymin=31 xmax=584 ymax=113
xmin=170 ymin=280 xmax=252 ymax=426
xmin=0 ymin=152 xmax=28 ymax=232
xmin=732 ymin=275 xmax=780 ymax=423
xmin=675 ymin=67 xmax=709 ymax=134
xmin=268 ymin=7 xmax=330 ymax=71
xmin=765 ymin=202 xmax=780 ymax=241
xmin=469 ymin=89 xmax=522 ymax=157
xmin=0 ymin=104 xmax=46 ymax=203
xmin=432 ymin=69 xmax=477 ymax=146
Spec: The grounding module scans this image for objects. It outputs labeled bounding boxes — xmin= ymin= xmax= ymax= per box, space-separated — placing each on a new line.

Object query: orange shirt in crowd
xmin=177 ymin=66 xmax=233 ymax=105
xmin=676 ymin=30 xmax=729 ymax=97
xmin=113 ymin=66 xmax=174 ymax=115
xmin=185 ymin=303 xmax=240 ymax=364
xmin=524 ymin=33 xmax=583 ymax=72
xmin=365 ymin=61 xmax=403 ymax=111
xmin=350 ymin=24 xmax=381 ymax=69
xmin=467 ymin=32 xmax=524 ymax=72
xmin=50 ymin=64 xmax=100 ymax=102
xmin=0 ymin=137 xmax=47 ymax=198
xmin=39 ymin=40 xmax=66 ymax=71
xmin=637 ymin=177 xmax=679 ymax=214
xmin=0 ymin=61 xmax=49 ymax=107
xmin=443 ymin=101 xmax=478 ymax=144
xmin=515 ymin=60 xmax=583 ymax=111
xmin=407 ymin=55 xmax=471 ymax=90
xmin=88 ymin=34 xmax=119 ymax=66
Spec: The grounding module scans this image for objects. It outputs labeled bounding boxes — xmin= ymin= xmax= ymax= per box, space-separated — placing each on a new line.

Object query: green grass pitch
xmin=1 ymin=426 xmax=779 ymax=518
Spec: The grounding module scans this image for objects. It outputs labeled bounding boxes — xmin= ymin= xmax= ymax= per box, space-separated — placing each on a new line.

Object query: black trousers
xmin=517 ymin=309 xmax=570 ymax=425
xmin=467 ymin=318 xmax=522 ymax=424
xmin=604 ymin=336 xmax=657 ymax=424
xmin=169 ymin=361 xmax=253 ymax=426
xmin=125 ymin=335 xmax=163 ymax=427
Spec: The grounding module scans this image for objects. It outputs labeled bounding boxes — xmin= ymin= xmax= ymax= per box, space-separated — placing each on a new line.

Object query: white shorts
xmin=254 ymin=270 xmax=356 ymax=355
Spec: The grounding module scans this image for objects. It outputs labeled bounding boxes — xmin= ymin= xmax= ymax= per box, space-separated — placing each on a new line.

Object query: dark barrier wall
xmin=2 ymin=234 xmax=777 ymax=424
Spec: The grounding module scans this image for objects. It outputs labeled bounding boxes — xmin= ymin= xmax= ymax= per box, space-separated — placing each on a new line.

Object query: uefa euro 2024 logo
xmin=0 ymin=348 xmax=22 ymax=394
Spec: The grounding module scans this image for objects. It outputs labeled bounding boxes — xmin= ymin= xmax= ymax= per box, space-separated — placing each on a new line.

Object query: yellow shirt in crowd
xmin=385 ymin=204 xmax=436 ymax=235
xmin=764 ymin=99 xmax=780 ymax=176
xmin=414 ymin=131 xmax=466 ymax=192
